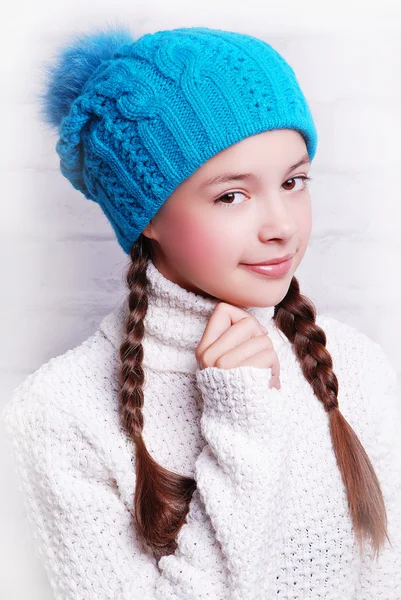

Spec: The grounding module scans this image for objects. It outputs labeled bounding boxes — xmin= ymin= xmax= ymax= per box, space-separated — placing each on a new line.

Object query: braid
xmin=118 ymin=238 xmax=390 ymax=561
xmin=118 ymin=234 xmax=196 ymax=559
xmin=274 ymin=276 xmax=391 ymax=560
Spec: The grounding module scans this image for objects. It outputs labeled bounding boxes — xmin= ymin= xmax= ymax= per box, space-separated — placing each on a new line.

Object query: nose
xmin=258 ymin=193 xmax=298 ymax=240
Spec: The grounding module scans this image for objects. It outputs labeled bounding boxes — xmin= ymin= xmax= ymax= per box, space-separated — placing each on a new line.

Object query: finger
xmin=214 ymin=335 xmax=276 ymax=371
xmin=239 ymin=350 xmax=281 ymax=389
xmin=199 ymin=317 xmax=274 ymax=369
xmin=269 ymin=376 xmax=281 ymax=390
xmin=239 ymin=348 xmax=280 ymax=380
xmin=196 ymin=302 xmax=268 ymax=360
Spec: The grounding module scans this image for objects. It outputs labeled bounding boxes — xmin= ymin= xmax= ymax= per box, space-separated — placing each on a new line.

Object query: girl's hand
xmin=195 ymin=302 xmax=281 ymax=390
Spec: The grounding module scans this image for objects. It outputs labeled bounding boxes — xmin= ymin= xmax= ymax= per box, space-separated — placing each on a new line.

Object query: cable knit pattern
xmin=47 ymin=26 xmax=318 ymax=253
xmin=2 ymin=261 xmax=401 ymax=599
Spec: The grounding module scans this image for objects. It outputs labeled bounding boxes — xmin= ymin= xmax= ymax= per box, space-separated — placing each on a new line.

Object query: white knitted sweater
xmin=2 ymin=260 xmax=401 ymax=600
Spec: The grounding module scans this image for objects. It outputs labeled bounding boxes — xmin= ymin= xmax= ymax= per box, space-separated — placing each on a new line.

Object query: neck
xmin=100 ymin=260 xmax=285 ymax=374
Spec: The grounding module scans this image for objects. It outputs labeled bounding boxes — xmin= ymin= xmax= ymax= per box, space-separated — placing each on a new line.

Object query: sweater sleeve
xmin=355 ymin=343 xmax=401 ymax=599
xmin=189 ymin=364 xmax=293 ymax=599
xmin=2 ymin=393 xmax=230 ymax=600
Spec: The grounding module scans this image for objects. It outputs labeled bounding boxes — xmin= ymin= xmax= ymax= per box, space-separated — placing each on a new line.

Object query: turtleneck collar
xmin=99 ymin=260 xmax=287 ymax=374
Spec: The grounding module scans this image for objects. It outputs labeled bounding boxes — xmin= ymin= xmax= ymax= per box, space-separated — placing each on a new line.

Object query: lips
xmin=244 ymin=253 xmax=294 ymax=266
xmin=241 ymin=256 xmax=294 ymax=278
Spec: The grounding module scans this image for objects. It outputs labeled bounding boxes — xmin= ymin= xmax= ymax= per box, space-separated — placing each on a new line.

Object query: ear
xmin=142 ymin=219 xmax=154 ymax=239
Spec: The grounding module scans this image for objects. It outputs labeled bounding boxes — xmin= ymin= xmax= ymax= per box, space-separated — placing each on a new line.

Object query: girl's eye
xmin=213 ymin=176 xmax=313 ymax=207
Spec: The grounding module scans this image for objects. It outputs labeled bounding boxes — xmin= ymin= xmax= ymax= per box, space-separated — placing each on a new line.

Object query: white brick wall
xmin=1 ymin=3 xmax=400 ymax=598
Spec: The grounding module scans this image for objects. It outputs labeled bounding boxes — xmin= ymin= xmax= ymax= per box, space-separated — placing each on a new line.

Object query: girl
xmin=2 ymin=24 xmax=401 ymax=600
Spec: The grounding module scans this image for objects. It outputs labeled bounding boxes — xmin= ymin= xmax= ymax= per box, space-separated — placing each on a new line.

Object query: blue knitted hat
xmin=39 ymin=24 xmax=318 ymax=254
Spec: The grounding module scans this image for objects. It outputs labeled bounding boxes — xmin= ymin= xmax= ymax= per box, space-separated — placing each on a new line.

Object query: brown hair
xmin=118 ymin=233 xmax=391 ymax=561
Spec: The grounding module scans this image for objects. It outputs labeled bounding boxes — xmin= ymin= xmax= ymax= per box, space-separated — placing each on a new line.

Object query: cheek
xmin=165 ymin=211 xmax=235 ymax=271
xmin=293 ymin=196 xmax=312 ymax=235
xmin=300 ymin=202 xmax=312 ymax=241
xmin=183 ymin=223 xmax=226 ymax=269
xmin=294 ymin=201 xmax=312 ymax=261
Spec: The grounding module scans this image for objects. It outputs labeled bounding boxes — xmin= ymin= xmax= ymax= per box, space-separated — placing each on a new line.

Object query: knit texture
xmin=2 ymin=261 xmax=401 ymax=599
xmin=42 ymin=25 xmax=318 ymax=253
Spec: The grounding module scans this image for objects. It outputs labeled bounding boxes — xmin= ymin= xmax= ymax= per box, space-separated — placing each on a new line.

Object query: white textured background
xmin=1 ymin=1 xmax=401 ymax=597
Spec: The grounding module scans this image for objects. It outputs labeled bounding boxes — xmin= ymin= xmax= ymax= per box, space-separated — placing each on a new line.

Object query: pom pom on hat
xmin=37 ymin=23 xmax=135 ymax=129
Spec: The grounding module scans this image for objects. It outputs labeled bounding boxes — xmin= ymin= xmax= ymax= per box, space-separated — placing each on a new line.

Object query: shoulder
xmin=316 ymin=313 xmax=396 ymax=382
xmin=316 ymin=312 xmax=375 ymax=347
xmin=2 ymin=326 xmax=121 ymax=443
xmin=315 ymin=313 xmax=399 ymax=418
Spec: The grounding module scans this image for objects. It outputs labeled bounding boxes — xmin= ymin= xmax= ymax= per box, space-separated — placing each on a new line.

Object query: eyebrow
xmin=199 ymin=153 xmax=311 ymax=190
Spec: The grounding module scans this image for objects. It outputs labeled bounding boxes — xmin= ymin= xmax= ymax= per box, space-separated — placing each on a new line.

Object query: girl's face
xmin=142 ymin=129 xmax=312 ymax=308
